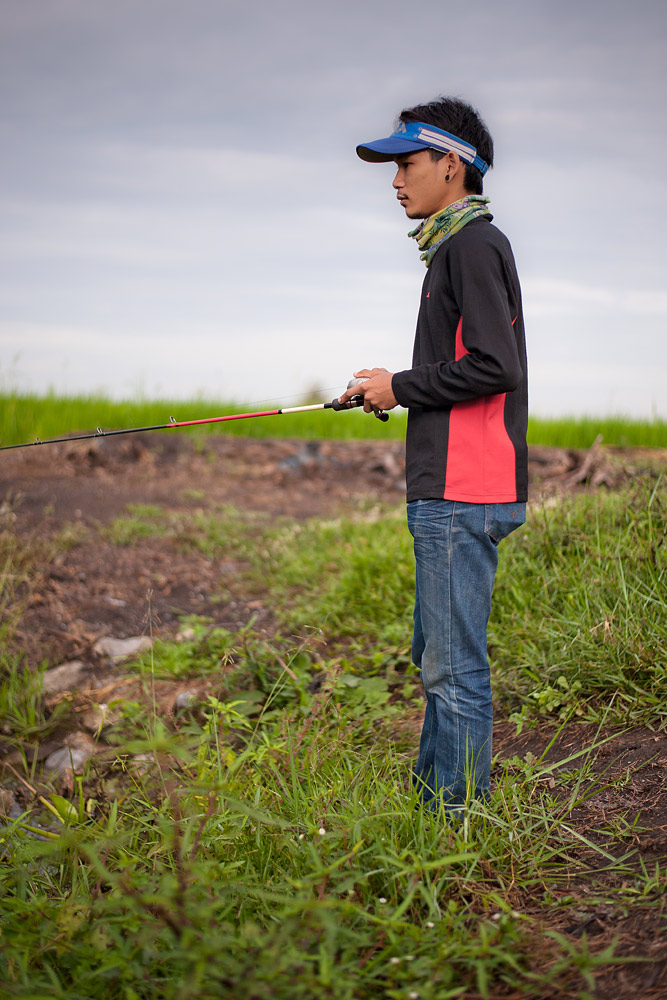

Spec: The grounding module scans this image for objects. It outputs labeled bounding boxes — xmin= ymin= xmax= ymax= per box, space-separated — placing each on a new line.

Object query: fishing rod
xmin=0 ymin=379 xmax=388 ymax=453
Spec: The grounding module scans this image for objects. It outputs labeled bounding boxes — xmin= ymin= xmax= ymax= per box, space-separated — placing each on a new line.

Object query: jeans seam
xmin=448 ymin=502 xmax=459 ymax=790
xmin=424 ymin=693 xmax=434 ymax=773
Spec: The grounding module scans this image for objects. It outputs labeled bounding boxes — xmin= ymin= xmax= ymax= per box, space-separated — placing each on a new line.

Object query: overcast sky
xmin=1 ymin=0 xmax=666 ymax=417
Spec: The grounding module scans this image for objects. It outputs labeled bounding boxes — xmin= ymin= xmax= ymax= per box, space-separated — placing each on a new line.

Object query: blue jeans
xmin=407 ymin=499 xmax=526 ymax=810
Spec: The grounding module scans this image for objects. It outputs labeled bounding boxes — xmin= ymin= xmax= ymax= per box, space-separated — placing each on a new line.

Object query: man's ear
xmin=445 ymin=151 xmax=462 ymax=179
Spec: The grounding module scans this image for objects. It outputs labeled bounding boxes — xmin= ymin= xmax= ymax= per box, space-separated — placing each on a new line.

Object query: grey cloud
xmin=1 ymin=0 xmax=666 ymax=414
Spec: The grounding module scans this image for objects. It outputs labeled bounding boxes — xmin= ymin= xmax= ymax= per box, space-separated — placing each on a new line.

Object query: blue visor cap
xmin=356 ymin=121 xmax=489 ymax=176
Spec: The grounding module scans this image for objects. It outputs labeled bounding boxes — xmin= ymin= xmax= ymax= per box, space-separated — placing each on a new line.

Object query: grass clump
xmin=263 ymin=506 xmax=414 ymax=645
xmin=490 ymin=476 xmax=666 ymax=728
xmin=0 ymin=505 xmax=55 ymax=638
xmin=1 ymin=700 xmax=649 ymax=999
xmin=240 ymin=480 xmax=666 ymax=729
xmin=0 ymin=658 xmax=72 ymax=743
xmin=104 ymin=503 xmax=270 ymax=561
xmin=0 ymin=506 xmax=72 ymax=743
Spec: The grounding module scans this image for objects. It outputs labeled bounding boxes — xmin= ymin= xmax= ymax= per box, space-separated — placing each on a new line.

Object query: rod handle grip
xmin=329 ymin=395 xmax=389 ymax=421
xmin=330 ymin=394 xmax=363 ymax=411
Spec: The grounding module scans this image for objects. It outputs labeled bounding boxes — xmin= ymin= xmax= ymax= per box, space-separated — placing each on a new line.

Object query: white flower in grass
xmin=389 ymin=957 xmax=400 ymax=965
xmin=298 ymin=833 xmax=305 ymax=840
xmin=378 ymin=897 xmax=387 ymax=904
xmin=408 ymin=992 xmax=420 ymax=999
xmin=425 ymin=921 xmax=435 ymax=928
xmin=318 ymin=827 xmax=326 ymax=836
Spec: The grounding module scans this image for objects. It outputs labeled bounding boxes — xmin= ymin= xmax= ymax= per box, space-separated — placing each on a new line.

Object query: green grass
xmin=261 ymin=506 xmax=414 ymax=644
xmin=1 ymin=695 xmax=658 ymax=999
xmin=91 ymin=474 xmax=667 ymax=728
xmin=0 ymin=391 xmax=404 ymax=444
xmin=0 ymin=510 xmax=73 ymax=743
xmin=248 ymin=480 xmax=666 ymax=728
xmin=1 ymin=476 xmax=666 ymax=996
xmin=1 ymin=391 xmax=666 ymax=447
xmin=0 ymin=504 xmax=56 ymax=644
xmin=527 ymin=414 xmax=667 ymax=449
xmin=490 ymin=478 xmax=667 ymax=728
xmin=104 ymin=503 xmax=272 ymax=563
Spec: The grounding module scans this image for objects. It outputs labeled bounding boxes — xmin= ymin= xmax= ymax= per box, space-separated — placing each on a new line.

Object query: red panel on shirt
xmin=444 ymin=319 xmax=518 ymax=502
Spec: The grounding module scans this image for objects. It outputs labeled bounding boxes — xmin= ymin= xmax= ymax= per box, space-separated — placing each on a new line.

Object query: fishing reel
xmin=330 ymin=377 xmax=389 ymax=422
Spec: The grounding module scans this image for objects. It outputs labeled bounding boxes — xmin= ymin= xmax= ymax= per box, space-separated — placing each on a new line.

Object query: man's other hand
xmin=338 ymin=368 xmax=398 ymax=413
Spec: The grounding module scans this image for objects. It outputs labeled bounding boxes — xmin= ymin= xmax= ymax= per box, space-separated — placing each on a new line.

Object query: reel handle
xmin=329 ymin=395 xmax=389 ymax=421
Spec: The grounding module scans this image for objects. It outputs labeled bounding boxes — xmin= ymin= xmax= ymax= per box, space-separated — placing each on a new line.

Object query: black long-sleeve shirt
xmin=391 ymin=216 xmax=528 ymax=503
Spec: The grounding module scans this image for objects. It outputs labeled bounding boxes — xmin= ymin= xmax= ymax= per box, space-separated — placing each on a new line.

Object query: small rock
xmin=174 ymin=690 xmax=197 ymax=711
xmin=279 ymin=441 xmax=321 ymax=471
xmin=370 ymin=451 xmax=402 ymax=477
xmin=44 ymin=733 xmax=95 ymax=775
xmin=93 ymin=636 xmax=153 ymax=661
xmin=42 ymin=660 xmax=89 ymax=695
xmin=44 ymin=746 xmax=92 ymax=775
xmin=130 ymin=752 xmax=157 ymax=775
xmin=0 ymin=788 xmax=23 ymax=819
xmin=81 ymin=703 xmax=118 ymax=733
xmin=104 ymin=596 xmax=127 ymax=608
xmin=176 ymin=627 xmax=196 ymax=642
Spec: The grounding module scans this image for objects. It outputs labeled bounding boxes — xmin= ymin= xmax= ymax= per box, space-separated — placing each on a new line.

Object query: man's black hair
xmin=397 ymin=97 xmax=494 ymax=196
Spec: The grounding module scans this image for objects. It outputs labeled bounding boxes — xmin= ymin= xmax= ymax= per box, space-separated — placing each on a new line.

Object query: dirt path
xmin=2 ymin=434 xmax=409 ymax=665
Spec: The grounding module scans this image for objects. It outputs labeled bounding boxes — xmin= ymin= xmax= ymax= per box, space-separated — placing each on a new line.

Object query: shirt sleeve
xmin=391 ymin=232 xmax=524 ymax=409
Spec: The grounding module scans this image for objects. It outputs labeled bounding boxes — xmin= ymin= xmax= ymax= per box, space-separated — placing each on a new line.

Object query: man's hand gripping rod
xmin=330 ymin=377 xmax=389 ymax=422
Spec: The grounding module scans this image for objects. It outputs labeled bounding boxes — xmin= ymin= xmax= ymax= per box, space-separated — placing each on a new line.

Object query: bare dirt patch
xmin=2 ymin=432 xmax=663 ymax=664
xmin=1 ymin=433 xmax=410 ymax=665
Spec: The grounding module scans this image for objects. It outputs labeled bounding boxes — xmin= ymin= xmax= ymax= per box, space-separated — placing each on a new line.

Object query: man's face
xmin=392 ymin=149 xmax=450 ymax=220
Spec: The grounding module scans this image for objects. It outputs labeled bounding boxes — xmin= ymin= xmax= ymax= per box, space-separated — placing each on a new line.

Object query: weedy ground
xmin=0 ymin=433 xmax=665 ymax=999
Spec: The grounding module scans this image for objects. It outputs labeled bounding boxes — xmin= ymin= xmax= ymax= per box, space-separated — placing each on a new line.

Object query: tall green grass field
xmin=1 ymin=391 xmax=666 ymax=446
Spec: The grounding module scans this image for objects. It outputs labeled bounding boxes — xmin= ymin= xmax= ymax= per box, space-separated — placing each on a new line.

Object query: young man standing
xmin=340 ymin=97 xmax=528 ymax=813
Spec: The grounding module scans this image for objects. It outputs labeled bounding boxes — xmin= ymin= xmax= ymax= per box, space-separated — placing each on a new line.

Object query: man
xmin=340 ymin=97 xmax=528 ymax=813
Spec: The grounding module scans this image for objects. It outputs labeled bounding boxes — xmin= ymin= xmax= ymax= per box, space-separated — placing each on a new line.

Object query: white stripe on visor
xmin=417 ymin=127 xmax=476 ymax=163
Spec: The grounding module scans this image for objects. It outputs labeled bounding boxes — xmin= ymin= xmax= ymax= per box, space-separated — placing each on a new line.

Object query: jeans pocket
xmin=407 ymin=499 xmax=455 ymax=540
xmin=484 ymin=502 xmax=526 ymax=545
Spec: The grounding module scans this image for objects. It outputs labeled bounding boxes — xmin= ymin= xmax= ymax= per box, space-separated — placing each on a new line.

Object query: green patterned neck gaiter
xmin=409 ymin=196 xmax=491 ymax=267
